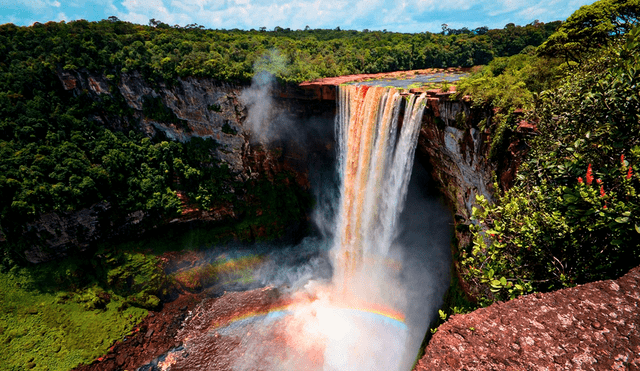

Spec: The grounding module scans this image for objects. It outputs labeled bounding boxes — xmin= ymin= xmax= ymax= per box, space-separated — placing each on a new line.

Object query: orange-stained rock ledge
xmin=297 ymin=68 xmax=468 ymax=101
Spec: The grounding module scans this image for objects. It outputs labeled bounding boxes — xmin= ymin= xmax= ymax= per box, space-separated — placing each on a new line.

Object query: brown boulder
xmin=416 ymin=266 xmax=640 ymax=370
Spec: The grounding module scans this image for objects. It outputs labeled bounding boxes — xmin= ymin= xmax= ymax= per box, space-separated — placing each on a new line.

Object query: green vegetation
xmin=538 ymin=0 xmax=640 ymax=65
xmin=456 ymin=1 xmax=640 ymax=305
xmin=0 ymin=18 xmax=558 ymax=86
xmin=0 ymin=249 xmax=163 ymax=370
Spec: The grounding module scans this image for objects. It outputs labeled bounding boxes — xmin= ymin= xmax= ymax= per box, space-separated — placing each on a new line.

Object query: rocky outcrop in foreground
xmin=416 ymin=266 xmax=640 ymax=370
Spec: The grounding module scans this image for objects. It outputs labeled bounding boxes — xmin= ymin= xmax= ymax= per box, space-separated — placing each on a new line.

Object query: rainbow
xmin=342 ymin=302 xmax=406 ymax=324
xmin=208 ymin=303 xmax=292 ymax=330
xmin=209 ymin=299 xmax=406 ymax=333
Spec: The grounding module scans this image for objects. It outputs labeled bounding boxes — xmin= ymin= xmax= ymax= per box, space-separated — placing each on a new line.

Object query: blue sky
xmin=0 ymin=0 xmax=596 ymax=33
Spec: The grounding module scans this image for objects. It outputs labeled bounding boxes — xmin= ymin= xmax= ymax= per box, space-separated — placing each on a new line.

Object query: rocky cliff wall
xmin=418 ymin=93 xmax=494 ymax=224
xmin=58 ymin=69 xmax=248 ymax=173
xmin=15 ymin=70 xmax=335 ymax=263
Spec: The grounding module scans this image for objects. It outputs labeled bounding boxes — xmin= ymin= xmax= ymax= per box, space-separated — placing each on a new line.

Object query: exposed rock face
xmin=58 ymin=69 xmax=247 ymax=173
xmin=418 ymin=92 xmax=495 ymax=221
xmin=416 ymin=91 xmax=533 ymax=301
xmin=416 ymin=266 xmax=640 ymax=371
xmin=22 ymin=202 xmax=110 ymax=263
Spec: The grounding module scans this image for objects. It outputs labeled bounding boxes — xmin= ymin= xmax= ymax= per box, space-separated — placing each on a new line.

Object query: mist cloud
xmin=239 ymin=50 xmax=300 ymax=146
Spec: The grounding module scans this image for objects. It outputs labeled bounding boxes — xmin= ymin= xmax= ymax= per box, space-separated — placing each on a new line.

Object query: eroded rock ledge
xmin=415 ymin=266 xmax=640 ymax=371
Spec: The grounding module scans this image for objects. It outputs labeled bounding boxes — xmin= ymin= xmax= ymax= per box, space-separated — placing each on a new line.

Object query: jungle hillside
xmin=0 ymin=0 xmax=639 ymax=369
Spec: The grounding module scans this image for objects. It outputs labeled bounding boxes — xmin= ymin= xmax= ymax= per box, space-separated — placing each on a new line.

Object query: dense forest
xmin=0 ymin=18 xmax=559 ymax=256
xmin=1 ymin=0 xmax=639 ymax=368
xmin=0 ymin=18 xmax=559 ymax=84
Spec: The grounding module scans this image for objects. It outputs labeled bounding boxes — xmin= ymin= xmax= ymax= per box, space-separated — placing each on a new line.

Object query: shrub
xmin=461 ymin=30 xmax=640 ymax=304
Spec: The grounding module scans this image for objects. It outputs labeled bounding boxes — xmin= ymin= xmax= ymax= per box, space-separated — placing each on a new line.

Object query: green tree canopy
xmin=539 ymin=0 xmax=640 ymax=64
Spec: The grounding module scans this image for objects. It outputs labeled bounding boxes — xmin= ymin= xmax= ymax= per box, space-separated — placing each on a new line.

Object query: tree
xmin=539 ymin=0 xmax=640 ymax=64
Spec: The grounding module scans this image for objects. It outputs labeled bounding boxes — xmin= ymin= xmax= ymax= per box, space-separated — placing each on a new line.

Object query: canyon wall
xmin=16 ymin=70 xmax=334 ymax=263
xmin=17 ymin=69 xmax=520 ymax=270
xmin=57 ymin=69 xmax=248 ymax=172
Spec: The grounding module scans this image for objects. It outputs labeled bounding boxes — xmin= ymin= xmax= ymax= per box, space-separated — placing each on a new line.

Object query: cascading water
xmin=152 ymin=84 xmax=448 ymax=371
xmin=334 ymin=85 xmax=426 ymax=293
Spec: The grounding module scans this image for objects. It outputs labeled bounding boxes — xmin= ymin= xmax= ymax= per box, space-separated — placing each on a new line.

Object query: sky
xmin=0 ymin=0 xmax=596 ymax=33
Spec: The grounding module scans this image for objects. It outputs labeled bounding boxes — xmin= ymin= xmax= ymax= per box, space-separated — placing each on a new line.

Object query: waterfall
xmin=144 ymin=82 xmax=448 ymax=371
xmin=334 ymin=85 xmax=427 ymax=292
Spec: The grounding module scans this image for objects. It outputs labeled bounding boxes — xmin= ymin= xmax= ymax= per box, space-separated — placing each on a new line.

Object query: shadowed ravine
xmin=142 ymin=85 xmax=452 ymax=371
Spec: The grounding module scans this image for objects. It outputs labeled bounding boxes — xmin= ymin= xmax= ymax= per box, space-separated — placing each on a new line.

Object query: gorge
xmin=2 ymin=9 xmax=640 ymax=370
xmin=4 ymin=63 xmax=639 ymax=371
xmin=51 ymin=68 xmax=486 ymax=370
xmin=130 ymin=82 xmax=452 ymax=371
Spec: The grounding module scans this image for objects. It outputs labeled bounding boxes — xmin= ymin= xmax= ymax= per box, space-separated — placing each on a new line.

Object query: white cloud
xmin=0 ymin=0 xmax=47 ymax=10
xmin=118 ymin=0 xmax=195 ymax=25
xmin=517 ymin=0 xmax=591 ymax=21
xmin=518 ymin=3 xmax=554 ymax=20
xmin=484 ymin=0 xmax=529 ymax=17
xmin=169 ymin=1 xmax=198 ymax=13
xmin=52 ymin=1 xmax=61 ymax=7
xmin=416 ymin=0 xmax=473 ymax=12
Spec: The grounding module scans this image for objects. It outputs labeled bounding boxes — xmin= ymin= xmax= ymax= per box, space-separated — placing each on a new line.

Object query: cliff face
xmin=418 ymin=93 xmax=495 ymax=225
xmin=16 ymin=70 xmax=332 ymax=263
xmin=58 ymin=69 xmax=248 ymax=173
